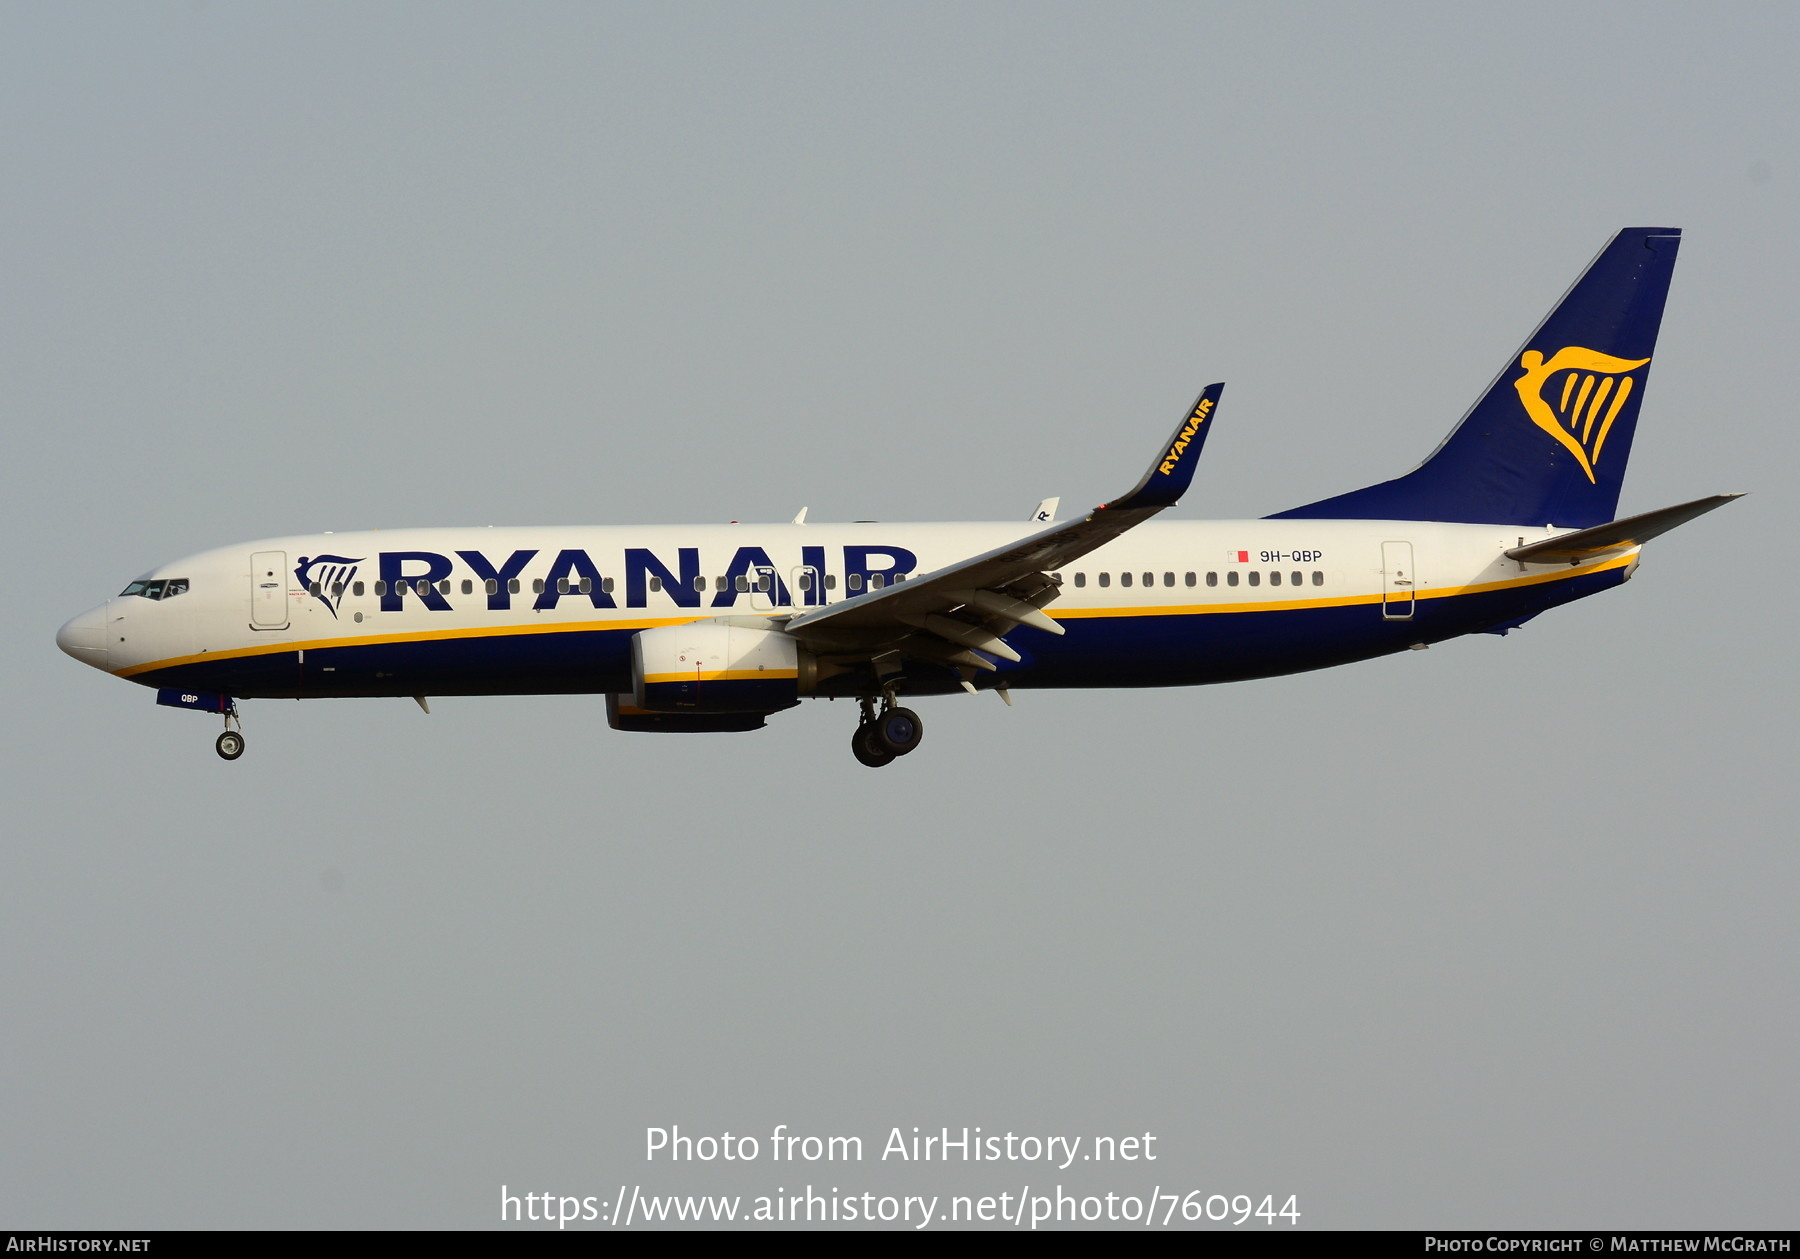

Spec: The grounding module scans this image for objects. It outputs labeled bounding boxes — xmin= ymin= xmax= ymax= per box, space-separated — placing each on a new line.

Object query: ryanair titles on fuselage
xmin=323 ymin=542 xmax=919 ymax=614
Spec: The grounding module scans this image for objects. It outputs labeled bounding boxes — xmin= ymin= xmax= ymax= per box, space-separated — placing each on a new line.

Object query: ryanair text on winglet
xmin=1158 ymin=398 xmax=1212 ymax=476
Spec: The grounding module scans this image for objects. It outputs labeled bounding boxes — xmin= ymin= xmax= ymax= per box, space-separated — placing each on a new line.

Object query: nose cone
xmin=57 ymin=603 xmax=110 ymax=670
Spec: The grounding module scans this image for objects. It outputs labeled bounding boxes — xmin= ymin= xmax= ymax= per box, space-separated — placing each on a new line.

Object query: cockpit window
xmin=119 ymin=578 xmax=189 ymax=600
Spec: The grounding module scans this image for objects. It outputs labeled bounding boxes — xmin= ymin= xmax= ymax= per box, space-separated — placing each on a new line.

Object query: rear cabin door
xmin=251 ymin=551 xmax=290 ymax=629
xmin=1381 ymin=541 xmax=1415 ymax=621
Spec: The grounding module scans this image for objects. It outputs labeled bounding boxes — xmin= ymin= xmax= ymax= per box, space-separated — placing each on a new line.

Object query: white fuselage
xmin=60 ymin=518 xmax=1633 ymax=701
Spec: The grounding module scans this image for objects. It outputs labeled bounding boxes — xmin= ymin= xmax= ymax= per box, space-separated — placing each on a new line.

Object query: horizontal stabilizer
xmin=1505 ymin=493 xmax=1743 ymax=563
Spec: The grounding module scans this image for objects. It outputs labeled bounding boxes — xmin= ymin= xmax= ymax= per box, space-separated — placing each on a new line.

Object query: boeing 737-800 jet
xmin=57 ymin=228 xmax=1738 ymax=766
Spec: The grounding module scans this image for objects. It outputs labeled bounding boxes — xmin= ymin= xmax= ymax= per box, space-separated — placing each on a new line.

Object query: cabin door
xmin=250 ymin=551 xmax=289 ymax=629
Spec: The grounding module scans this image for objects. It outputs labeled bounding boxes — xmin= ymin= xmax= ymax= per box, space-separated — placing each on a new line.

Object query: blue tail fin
xmin=1271 ymin=228 xmax=1681 ymax=528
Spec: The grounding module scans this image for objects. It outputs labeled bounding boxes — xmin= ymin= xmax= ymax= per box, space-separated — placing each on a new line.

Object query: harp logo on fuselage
xmin=295 ymin=554 xmax=364 ymax=619
xmin=1514 ymin=346 xmax=1651 ymax=483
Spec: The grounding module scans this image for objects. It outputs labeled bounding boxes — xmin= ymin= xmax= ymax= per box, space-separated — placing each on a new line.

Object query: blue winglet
xmin=1102 ymin=382 xmax=1223 ymax=512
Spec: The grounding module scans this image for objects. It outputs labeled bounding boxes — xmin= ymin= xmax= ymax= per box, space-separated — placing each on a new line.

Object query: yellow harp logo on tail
xmin=1514 ymin=347 xmax=1650 ymax=483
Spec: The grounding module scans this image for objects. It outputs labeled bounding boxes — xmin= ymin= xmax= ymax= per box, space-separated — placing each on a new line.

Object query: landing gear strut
xmin=215 ymin=702 xmax=245 ymax=761
xmin=850 ymin=692 xmax=923 ymax=767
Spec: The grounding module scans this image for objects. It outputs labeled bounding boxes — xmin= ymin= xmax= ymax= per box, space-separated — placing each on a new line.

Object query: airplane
xmin=56 ymin=227 xmax=1739 ymax=767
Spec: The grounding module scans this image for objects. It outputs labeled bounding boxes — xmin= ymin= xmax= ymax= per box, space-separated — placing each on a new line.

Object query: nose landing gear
xmin=850 ymin=693 xmax=923 ymax=767
xmin=215 ymin=702 xmax=245 ymax=761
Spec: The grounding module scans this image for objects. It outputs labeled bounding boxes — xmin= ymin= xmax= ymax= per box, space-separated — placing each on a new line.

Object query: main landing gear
xmin=851 ymin=693 xmax=923 ymax=768
xmin=215 ymin=702 xmax=245 ymax=761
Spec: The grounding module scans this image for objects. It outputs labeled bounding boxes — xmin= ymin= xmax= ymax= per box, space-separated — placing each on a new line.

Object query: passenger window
xmin=354 ymin=581 xmax=365 ymax=597
xmin=1291 ymin=571 xmax=1302 ymax=587
xmin=508 ymin=579 xmax=520 ymax=594
xmin=1185 ymin=572 xmax=1196 ymax=587
xmin=533 ymin=579 xmax=545 ymax=594
xmin=1270 ymin=571 xmax=1282 ymax=586
xmin=1164 ymin=572 xmax=1175 ymax=587
xmin=1312 ymin=571 xmax=1323 ymax=586
xmin=735 ymin=575 xmax=749 ymax=592
xmin=602 ymin=577 xmax=615 ymax=594
xmin=869 ymin=574 xmax=884 ymax=590
xmin=1205 ymin=572 xmax=1217 ymax=587
xmin=578 ymin=577 xmax=591 ymax=595
xmin=485 ymin=579 xmax=498 ymax=596
xmin=375 ymin=580 xmax=388 ymax=597
xmin=1248 ymin=571 xmax=1260 ymax=587
xmin=796 ymin=572 xmax=811 ymax=592
xmin=848 ymin=574 xmax=864 ymax=591
xmin=331 ymin=582 xmax=343 ymax=598
xmin=461 ymin=579 xmax=473 ymax=595
xmin=649 ymin=576 xmax=663 ymax=593
xmin=1074 ymin=572 xmax=1086 ymax=588
xmin=1144 ymin=572 xmax=1154 ymax=587
xmin=309 ymin=581 xmax=322 ymax=596
xmin=692 ymin=576 xmax=706 ymax=592
xmin=1121 ymin=572 xmax=1133 ymax=587
xmin=1226 ymin=571 xmax=1238 ymax=587
xmin=826 ymin=575 xmax=838 ymax=590
xmin=1098 ymin=572 xmax=1111 ymax=588
xmin=438 ymin=580 xmax=450 ymax=596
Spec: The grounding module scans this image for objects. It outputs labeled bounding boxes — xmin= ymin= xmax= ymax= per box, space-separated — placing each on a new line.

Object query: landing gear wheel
xmin=851 ymin=722 xmax=896 ymax=768
xmin=872 ymin=706 xmax=923 ymax=756
xmin=215 ymin=730 xmax=245 ymax=761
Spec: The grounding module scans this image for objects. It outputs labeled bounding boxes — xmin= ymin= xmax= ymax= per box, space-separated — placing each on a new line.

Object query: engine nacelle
xmin=631 ymin=620 xmax=805 ymax=714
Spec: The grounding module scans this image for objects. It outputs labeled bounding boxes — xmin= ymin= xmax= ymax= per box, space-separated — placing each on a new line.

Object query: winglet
xmin=1101 ymin=382 xmax=1223 ymax=512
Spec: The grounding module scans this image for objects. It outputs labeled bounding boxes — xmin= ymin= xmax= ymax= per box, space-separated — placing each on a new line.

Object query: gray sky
xmin=3 ymin=0 xmax=1794 ymax=1230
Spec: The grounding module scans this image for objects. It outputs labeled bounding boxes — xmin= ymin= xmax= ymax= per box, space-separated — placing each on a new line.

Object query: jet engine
xmin=630 ymin=620 xmax=807 ymax=714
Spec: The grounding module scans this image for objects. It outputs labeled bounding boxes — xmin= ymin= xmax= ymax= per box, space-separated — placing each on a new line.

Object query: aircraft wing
xmin=783 ymin=383 xmax=1222 ymax=672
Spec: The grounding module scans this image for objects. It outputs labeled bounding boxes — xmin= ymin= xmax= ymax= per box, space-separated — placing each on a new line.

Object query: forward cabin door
xmin=250 ymin=551 xmax=290 ymax=629
xmin=1380 ymin=541 xmax=1415 ymax=621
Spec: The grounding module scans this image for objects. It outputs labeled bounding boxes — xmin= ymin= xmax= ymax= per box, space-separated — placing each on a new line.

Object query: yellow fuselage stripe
xmin=642 ymin=670 xmax=798 ymax=684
